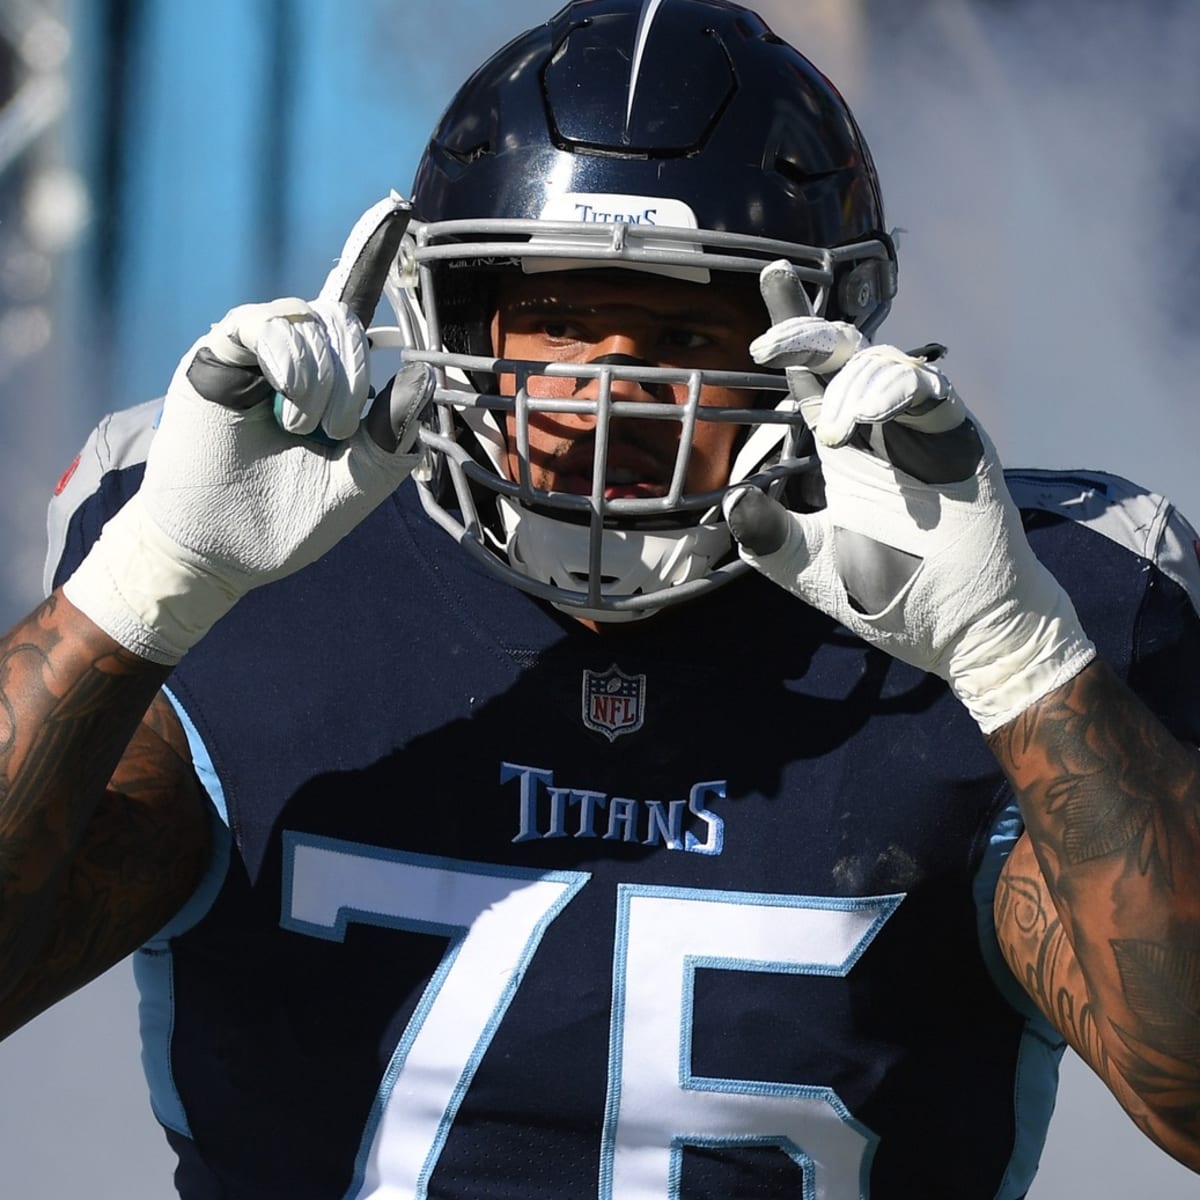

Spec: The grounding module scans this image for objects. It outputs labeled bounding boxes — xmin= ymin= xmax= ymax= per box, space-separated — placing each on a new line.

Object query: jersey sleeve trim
xmin=144 ymin=688 xmax=232 ymax=945
xmin=131 ymin=687 xmax=234 ymax=1141
xmin=130 ymin=793 xmax=232 ymax=1142
xmin=973 ymin=796 xmax=1066 ymax=1199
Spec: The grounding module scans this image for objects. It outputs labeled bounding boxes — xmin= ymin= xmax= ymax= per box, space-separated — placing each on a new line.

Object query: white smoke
xmin=762 ymin=0 xmax=1200 ymax=518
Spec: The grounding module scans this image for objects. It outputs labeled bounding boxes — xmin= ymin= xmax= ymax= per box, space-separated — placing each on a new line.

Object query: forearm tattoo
xmin=0 ymin=594 xmax=177 ymax=1017
xmin=993 ymin=862 xmax=1152 ymax=1142
xmin=988 ymin=660 xmax=1200 ymax=1157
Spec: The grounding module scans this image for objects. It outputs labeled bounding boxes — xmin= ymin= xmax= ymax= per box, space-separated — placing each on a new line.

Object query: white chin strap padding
xmin=498 ymin=497 xmax=731 ymax=620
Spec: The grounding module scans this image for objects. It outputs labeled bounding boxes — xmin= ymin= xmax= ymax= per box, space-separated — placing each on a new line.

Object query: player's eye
xmin=661 ymin=329 xmax=711 ymax=351
xmin=541 ymin=320 xmax=580 ymax=340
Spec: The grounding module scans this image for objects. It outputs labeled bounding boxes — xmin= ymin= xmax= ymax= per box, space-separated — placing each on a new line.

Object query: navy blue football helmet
xmin=378 ymin=0 xmax=896 ymax=620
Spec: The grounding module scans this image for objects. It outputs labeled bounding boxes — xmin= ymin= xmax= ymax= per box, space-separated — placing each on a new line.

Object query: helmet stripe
xmin=626 ymin=0 xmax=669 ymax=134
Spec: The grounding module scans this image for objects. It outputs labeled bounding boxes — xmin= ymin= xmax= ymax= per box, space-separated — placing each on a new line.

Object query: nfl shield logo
xmin=582 ymin=665 xmax=646 ymax=741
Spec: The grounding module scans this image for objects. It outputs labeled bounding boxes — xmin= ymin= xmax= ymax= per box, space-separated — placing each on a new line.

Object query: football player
xmin=3 ymin=1 xmax=1199 ymax=1196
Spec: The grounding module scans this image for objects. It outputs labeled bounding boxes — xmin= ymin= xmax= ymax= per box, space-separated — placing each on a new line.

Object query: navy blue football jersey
xmin=47 ymin=402 xmax=1200 ymax=1200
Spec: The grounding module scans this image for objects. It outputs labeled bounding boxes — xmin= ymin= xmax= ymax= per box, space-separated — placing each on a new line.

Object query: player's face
xmin=490 ymin=271 xmax=764 ymax=497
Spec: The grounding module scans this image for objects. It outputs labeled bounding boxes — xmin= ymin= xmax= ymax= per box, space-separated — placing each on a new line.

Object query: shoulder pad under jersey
xmin=1006 ymin=467 xmax=1200 ymax=618
xmin=43 ymin=398 xmax=162 ymax=597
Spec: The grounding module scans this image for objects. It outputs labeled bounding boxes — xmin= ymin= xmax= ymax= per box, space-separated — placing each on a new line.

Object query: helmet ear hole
xmin=835 ymin=258 xmax=898 ymax=327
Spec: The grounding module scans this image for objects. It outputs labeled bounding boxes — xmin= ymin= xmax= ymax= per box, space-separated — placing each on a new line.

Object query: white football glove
xmin=64 ymin=193 xmax=434 ymax=664
xmin=725 ymin=262 xmax=1095 ymax=733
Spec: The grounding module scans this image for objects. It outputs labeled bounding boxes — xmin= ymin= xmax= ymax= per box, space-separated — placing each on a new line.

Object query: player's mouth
xmin=599 ymin=469 xmax=668 ymax=500
xmin=548 ymin=442 xmax=673 ymax=499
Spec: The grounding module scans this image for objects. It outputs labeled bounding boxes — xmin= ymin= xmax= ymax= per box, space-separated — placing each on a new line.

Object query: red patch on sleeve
xmin=53 ymin=453 xmax=81 ymax=496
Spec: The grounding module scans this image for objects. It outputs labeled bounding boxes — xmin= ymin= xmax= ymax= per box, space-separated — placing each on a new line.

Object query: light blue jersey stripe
xmin=132 ymin=689 xmax=233 ymax=1137
xmin=974 ymin=797 xmax=1066 ymax=1199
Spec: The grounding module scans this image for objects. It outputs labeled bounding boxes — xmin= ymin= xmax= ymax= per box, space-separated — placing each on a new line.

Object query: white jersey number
xmin=282 ymin=833 xmax=900 ymax=1200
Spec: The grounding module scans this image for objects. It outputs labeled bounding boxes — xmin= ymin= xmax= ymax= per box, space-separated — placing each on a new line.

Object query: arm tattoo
xmin=988 ymin=660 xmax=1200 ymax=1162
xmin=0 ymin=715 xmax=209 ymax=1038
xmin=994 ymin=858 xmax=1157 ymax=1145
xmin=0 ymin=593 xmax=202 ymax=1029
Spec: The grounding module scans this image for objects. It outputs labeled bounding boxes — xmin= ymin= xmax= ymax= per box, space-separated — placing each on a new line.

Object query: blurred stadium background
xmin=1 ymin=0 xmax=1198 ymax=1195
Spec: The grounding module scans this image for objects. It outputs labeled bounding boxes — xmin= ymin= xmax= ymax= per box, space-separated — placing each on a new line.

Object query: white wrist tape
xmin=63 ymin=497 xmax=243 ymax=665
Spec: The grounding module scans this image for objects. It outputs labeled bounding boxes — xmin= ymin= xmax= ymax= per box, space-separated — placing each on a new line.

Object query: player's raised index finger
xmin=319 ymin=191 xmax=412 ymax=326
xmin=758 ymin=259 xmax=813 ymax=325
